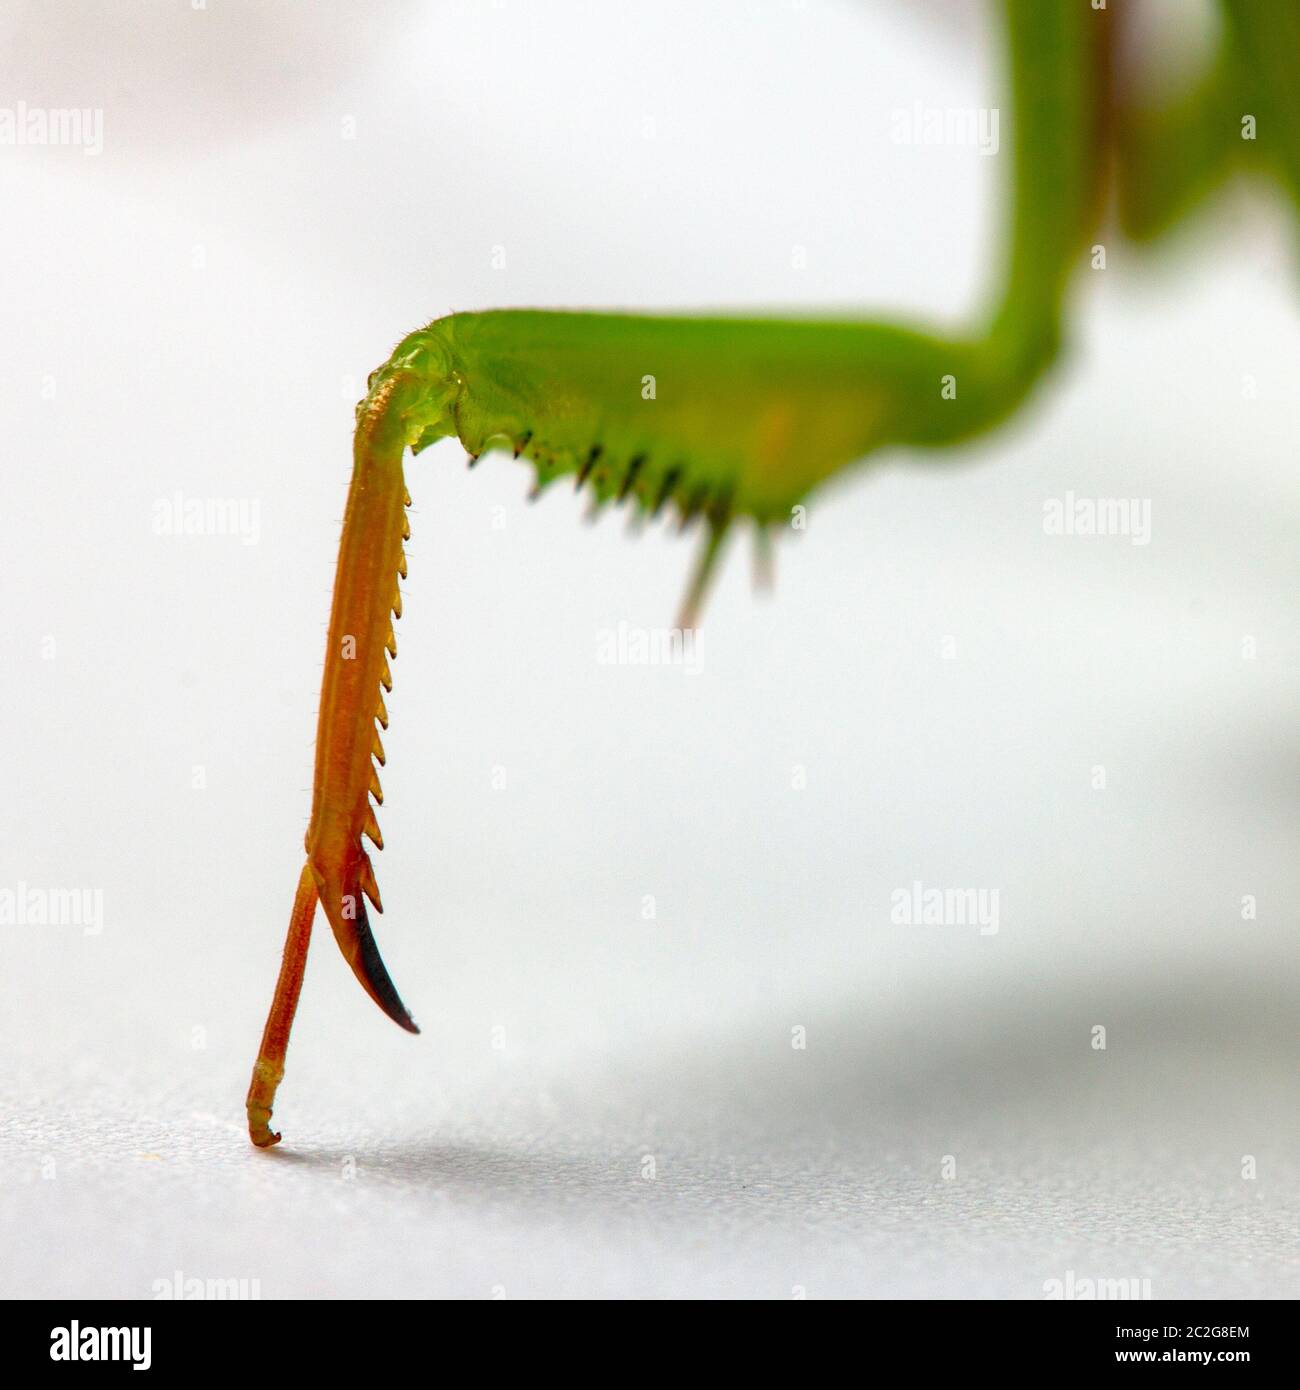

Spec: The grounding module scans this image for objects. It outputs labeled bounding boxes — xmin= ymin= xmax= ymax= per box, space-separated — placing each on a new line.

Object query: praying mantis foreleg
xmin=244 ymin=0 xmax=1102 ymax=1148
xmin=246 ymin=1 xmax=1298 ymax=1147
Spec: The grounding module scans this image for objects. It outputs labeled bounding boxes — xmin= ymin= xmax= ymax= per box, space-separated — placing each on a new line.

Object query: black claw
xmin=513 ymin=430 xmax=533 ymax=459
xmin=329 ymin=892 xmax=420 ymax=1035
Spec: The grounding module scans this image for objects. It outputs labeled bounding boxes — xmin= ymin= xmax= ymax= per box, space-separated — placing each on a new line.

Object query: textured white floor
xmin=1 ymin=0 xmax=1297 ymax=1298
xmin=5 ymin=966 xmax=1299 ymax=1299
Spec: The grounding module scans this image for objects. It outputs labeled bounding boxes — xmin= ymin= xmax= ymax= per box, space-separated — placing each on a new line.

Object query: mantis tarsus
xmin=246 ymin=0 xmax=1300 ymax=1147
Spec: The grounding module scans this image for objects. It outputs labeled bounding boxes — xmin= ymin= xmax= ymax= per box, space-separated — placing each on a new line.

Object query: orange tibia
xmin=304 ymin=375 xmax=418 ymax=1032
xmin=246 ymin=862 xmax=320 ymax=1146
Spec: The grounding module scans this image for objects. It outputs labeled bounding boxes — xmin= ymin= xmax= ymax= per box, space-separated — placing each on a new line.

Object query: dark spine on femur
xmin=618 ymin=454 xmax=646 ymax=502
xmin=577 ymin=444 xmax=602 ymax=489
xmin=652 ymin=467 xmax=683 ymax=517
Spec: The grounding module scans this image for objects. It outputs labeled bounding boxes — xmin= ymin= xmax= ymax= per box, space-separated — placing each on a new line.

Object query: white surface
xmin=1 ymin=0 xmax=1297 ymax=1299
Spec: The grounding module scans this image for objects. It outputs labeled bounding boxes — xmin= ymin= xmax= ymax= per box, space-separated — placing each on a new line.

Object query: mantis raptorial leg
xmin=246 ymin=0 xmax=1298 ymax=1146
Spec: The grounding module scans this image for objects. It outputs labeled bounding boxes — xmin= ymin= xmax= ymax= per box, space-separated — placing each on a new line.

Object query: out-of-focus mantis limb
xmin=1117 ymin=54 xmax=1245 ymax=244
xmin=1118 ymin=0 xmax=1300 ymax=247
xmin=1220 ymin=0 xmax=1300 ymax=210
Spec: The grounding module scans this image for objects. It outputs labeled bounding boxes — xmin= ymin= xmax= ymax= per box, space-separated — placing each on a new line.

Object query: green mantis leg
xmin=1117 ymin=1 xmax=1300 ymax=249
xmin=1116 ymin=48 xmax=1245 ymax=245
xmin=1220 ymin=0 xmax=1300 ymax=211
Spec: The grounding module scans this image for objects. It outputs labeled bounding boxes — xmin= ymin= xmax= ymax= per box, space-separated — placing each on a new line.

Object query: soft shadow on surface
xmin=262 ymin=1138 xmax=625 ymax=1199
xmin=252 ymin=962 xmax=1299 ymax=1222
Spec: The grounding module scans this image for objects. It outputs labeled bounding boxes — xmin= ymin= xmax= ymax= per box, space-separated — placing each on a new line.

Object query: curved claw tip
xmin=357 ymin=909 xmax=419 ymax=1032
xmin=334 ymin=887 xmax=420 ymax=1033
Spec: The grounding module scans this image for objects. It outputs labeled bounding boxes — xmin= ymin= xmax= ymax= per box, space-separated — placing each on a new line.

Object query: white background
xmin=1 ymin=0 xmax=1297 ymax=1298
